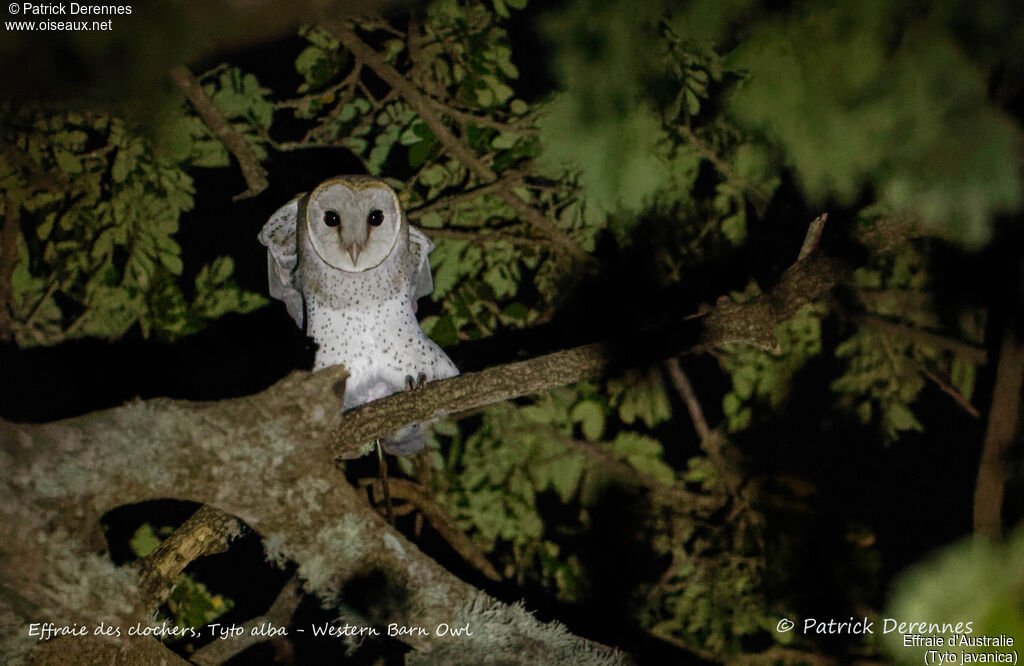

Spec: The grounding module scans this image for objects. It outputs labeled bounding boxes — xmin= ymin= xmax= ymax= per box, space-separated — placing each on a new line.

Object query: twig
xmin=417 ymin=226 xmax=561 ymax=250
xmin=274 ymin=61 xmax=362 ymax=111
xmin=855 ymin=289 xmax=933 ymax=313
xmin=918 ymin=364 xmax=980 ymax=418
xmin=857 ymin=315 xmax=988 ymax=365
xmin=493 ymin=182 xmax=595 ymax=265
xmin=797 ymin=212 xmax=828 ymax=261
xmin=190 ymin=578 xmax=304 ymax=666
xmin=678 ymin=125 xmax=772 ymax=209
xmin=170 ymin=66 xmax=269 ymax=201
xmin=457 ymin=288 xmax=493 ymax=337
xmin=406 ymin=11 xmax=423 ymax=75
xmin=560 ymin=435 xmax=718 ymax=510
xmin=21 ymin=278 xmax=59 ymax=330
xmin=368 ymin=478 xmax=501 ymax=582
xmin=406 ymin=177 xmax=516 ymax=217
xmin=421 ymin=226 xmax=555 ymax=250
xmin=134 ymin=504 xmax=241 ymax=610
xmin=0 ymin=140 xmax=69 ymax=193
xmin=423 ymin=94 xmax=528 ymax=133
xmin=330 ymin=25 xmax=591 ymax=265
xmin=663 ymin=357 xmax=712 ymax=442
xmin=272 ymin=139 xmax=335 ymax=152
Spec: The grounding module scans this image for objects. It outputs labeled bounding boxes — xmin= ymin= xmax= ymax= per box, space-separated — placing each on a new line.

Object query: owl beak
xmin=346 ymin=243 xmax=362 ymax=264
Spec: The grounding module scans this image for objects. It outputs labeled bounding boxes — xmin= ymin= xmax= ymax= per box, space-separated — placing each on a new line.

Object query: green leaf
xmin=408 ymin=139 xmax=436 ymax=168
xmin=887 ymin=401 xmax=922 ymax=433
xmin=53 ymin=149 xmax=82 ymax=174
xmin=570 ymin=400 xmax=605 ymax=442
xmin=129 ymin=523 xmax=162 ymax=558
xmin=612 ymin=432 xmax=674 ymax=485
xmin=547 ymin=452 xmax=585 ymax=502
xmin=951 ymin=356 xmax=976 ymax=403
xmin=422 ymin=315 xmax=458 ymax=347
xmin=727 ymin=4 xmax=1023 ymax=247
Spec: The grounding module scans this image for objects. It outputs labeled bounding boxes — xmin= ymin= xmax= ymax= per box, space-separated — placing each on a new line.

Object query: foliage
xmin=4 ymin=0 xmax=1022 ymax=662
xmin=426 ymin=379 xmax=674 ymax=600
xmin=2 ymin=108 xmax=265 ymax=346
xmin=276 ymin=4 xmax=603 ymax=342
xmin=722 ymin=0 xmax=1022 ymax=247
xmin=537 ymin=0 xmax=998 ymax=447
xmin=129 ymin=523 xmax=234 ymax=631
xmin=718 ymin=299 xmax=824 ymax=433
xmin=883 ymin=524 xmax=1024 ymax=664
xmin=835 ymin=228 xmax=983 ymax=440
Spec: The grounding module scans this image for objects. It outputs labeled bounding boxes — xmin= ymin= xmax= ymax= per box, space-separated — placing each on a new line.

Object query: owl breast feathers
xmin=258 ymin=176 xmax=459 ymax=454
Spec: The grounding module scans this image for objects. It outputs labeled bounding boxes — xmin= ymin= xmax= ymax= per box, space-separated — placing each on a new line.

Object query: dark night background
xmin=2 ymin=1 xmax=1023 ymax=664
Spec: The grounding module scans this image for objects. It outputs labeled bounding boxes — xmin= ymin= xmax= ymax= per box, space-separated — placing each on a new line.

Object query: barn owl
xmin=258 ymin=175 xmax=458 ymax=454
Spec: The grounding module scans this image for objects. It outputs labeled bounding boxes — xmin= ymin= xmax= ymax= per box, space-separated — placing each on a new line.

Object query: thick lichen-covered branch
xmin=0 ymin=366 xmax=626 ymax=665
xmin=0 ymin=235 xmax=859 ymax=664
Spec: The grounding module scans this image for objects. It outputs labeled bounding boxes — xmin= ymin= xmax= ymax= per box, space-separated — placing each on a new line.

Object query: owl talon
xmin=405 ymin=373 xmax=428 ymax=391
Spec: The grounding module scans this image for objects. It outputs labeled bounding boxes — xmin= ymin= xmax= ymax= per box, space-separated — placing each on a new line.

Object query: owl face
xmin=304 ymin=177 xmax=403 ymax=272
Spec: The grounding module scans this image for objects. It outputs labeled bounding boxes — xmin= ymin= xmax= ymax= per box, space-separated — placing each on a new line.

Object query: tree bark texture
xmin=0 ymin=368 xmax=626 ymax=665
xmin=974 ymin=328 xmax=1024 ymax=539
xmin=0 ymin=241 xmax=855 ymax=664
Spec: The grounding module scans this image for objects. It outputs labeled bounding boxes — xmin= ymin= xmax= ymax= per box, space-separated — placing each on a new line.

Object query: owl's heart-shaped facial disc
xmin=305 ymin=178 xmax=402 ymax=272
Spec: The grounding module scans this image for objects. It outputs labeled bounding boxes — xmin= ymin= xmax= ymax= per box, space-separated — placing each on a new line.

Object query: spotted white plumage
xmin=258 ymin=176 xmax=458 ymax=454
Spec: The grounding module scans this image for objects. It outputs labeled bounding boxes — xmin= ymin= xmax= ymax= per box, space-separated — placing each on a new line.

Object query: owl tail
xmin=382 ymin=422 xmax=427 ymax=456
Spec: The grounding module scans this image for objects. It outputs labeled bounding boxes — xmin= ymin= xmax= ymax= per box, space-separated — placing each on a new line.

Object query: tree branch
xmin=190 ymin=578 xmax=303 ymax=666
xmin=702 ymin=253 xmax=845 ymax=351
xmin=560 ymin=435 xmax=718 ymax=509
xmin=332 ymin=344 xmax=609 ymax=458
xmin=0 ymin=195 xmax=19 ymax=340
xmin=918 ymin=364 xmax=980 ymax=419
xmin=330 ymin=25 xmax=591 ymax=265
xmin=135 ymin=504 xmax=242 ymax=610
xmin=0 ymin=367 xmax=626 ymax=664
xmin=332 ymin=26 xmax=494 ymax=182
xmin=368 ymin=478 xmax=502 ymax=582
xmin=974 ymin=328 xmax=1024 ymax=539
xmin=857 ymin=315 xmax=988 ymax=365
xmin=170 ymin=66 xmax=269 ymax=201
xmin=406 ymin=176 xmax=516 ymax=218
xmin=664 ymin=358 xmax=712 ymax=443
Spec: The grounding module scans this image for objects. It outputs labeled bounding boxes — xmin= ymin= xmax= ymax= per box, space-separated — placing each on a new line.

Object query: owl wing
xmin=407 ymin=225 xmax=435 ymax=302
xmin=258 ymin=196 xmax=305 ymax=328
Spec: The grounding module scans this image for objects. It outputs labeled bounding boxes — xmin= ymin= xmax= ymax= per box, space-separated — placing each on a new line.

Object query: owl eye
xmin=323 ymin=210 xmax=340 ymax=227
xmin=367 ymin=209 xmax=384 ymax=227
